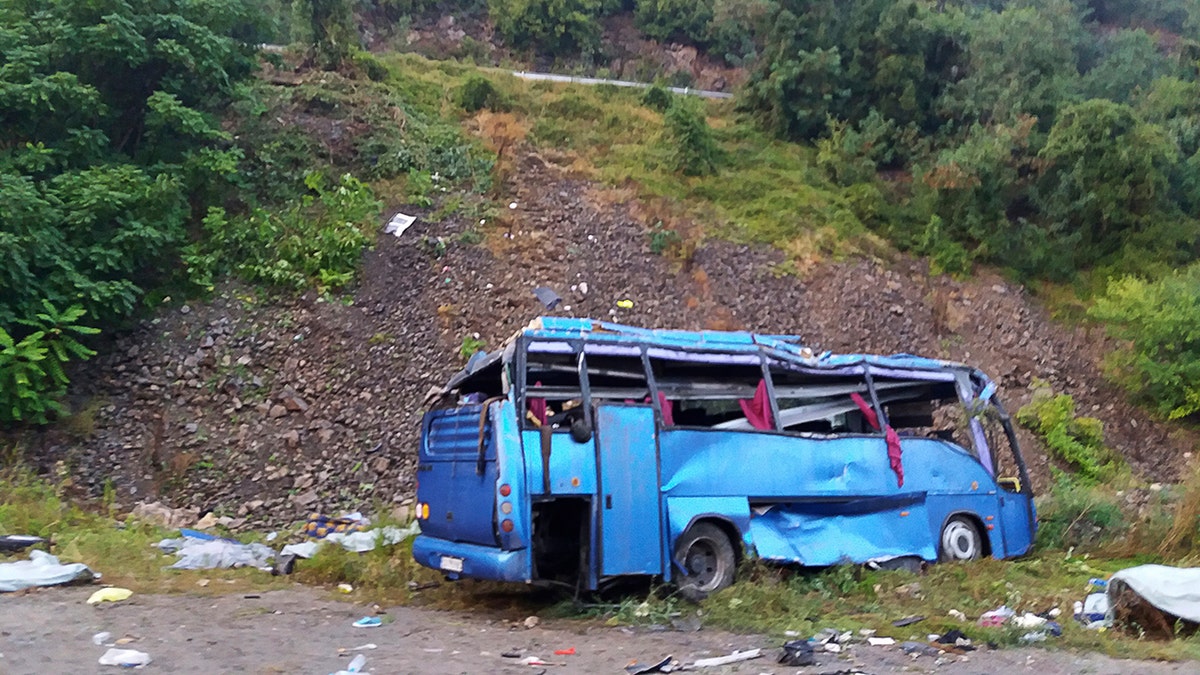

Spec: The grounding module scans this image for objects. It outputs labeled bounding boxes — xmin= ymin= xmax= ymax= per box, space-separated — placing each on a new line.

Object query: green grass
xmin=368 ymin=54 xmax=884 ymax=265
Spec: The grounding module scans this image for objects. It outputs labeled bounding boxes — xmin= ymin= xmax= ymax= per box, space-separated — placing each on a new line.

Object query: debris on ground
xmin=384 ymin=212 xmax=416 ymax=238
xmin=279 ymin=521 xmax=420 ymax=559
xmin=867 ymin=637 xmax=896 ymax=646
xmin=98 ymin=648 xmax=151 ymax=667
xmin=892 ymin=615 xmax=925 ymax=627
xmin=523 ymin=615 xmax=540 ymax=629
xmin=519 ymin=655 xmax=550 ymax=666
xmin=155 ymin=530 xmax=273 ymax=570
xmin=692 ymin=648 xmax=762 ymax=667
xmin=624 ymin=655 xmax=677 ymax=674
xmin=1108 ymin=564 xmax=1200 ymax=639
xmin=0 ymin=550 xmax=94 ymax=592
xmin=947 ymin=609 xmax=967 ymax=621
xmin=92 ymin=632 xmax=112 ymax=646
xmin=129 ymin=501 xmax=199 ymax=529
xmin=978 ymin=605 xmax=1015 ymax=627
xmin=87 ymin=588 xmax=133 ymax=605
xmin=553 ymin=647 xmax=575 ymax=656
xmin=352 ymin=617 xmax=382 ymax=628
xmin=0 ymin=535 xmax=45 ymax=553
xmin=779 ymin=640 xmax=815 ymax=666
xmin=336 ymin=643 xmax=376 ymax=654
xmin=331 ymin=652 xmax=367 ymax=674
xmin=532 ymin=286 xmax=562 ymax=310
xmin=933 ymin=629 xmax=973 ymax=651
xmin=900 ymin=641 xmax=943 ymax=658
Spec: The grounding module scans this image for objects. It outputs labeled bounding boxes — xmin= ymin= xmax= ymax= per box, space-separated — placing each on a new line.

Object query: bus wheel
xmin=939 ymin=516 xmax=983 ymax=562
xmin=675 ymin=522 xmax=736 ymax=601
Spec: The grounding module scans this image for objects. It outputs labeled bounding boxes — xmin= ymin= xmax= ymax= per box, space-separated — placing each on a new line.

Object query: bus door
xmin=594 ymin=403 xmax=663 ymax=576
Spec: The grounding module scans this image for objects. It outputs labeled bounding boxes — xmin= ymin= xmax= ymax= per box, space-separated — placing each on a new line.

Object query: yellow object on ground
xmin=87 ymin=588 xmax=133 ymax=605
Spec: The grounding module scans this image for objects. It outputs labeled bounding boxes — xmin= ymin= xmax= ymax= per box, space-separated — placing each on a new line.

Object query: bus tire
xmin=675 ymin=522 xmax=736 ymax=602
xmin=939 ymin=515 xmax=983 ymax=562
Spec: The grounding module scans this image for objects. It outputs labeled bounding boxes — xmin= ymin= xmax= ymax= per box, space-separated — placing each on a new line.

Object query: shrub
xmin=640 ymin=82 xmax=674 ymax=112
xmin=0 ymin=303 xmax=99 ymax=425
xmin=634 ymin=0 xmax=714 ymax=45
xmin=191 ymin=173 xmax=382 ymax=292
xmin=1035 ymin=475 xmax=1128 ymax=551
xmin=664 ymin=98 xmax=723 ymax=176
xmin=1088 ymin=264 xmax=1200 ymax=420
xmin=457 ymin=75 xmax=506 ymax=112
xmin=1016 ymin=381 xmax=1119 ymax=481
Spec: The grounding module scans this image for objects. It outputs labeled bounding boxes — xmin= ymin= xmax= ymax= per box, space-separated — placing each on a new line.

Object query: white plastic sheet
xmin=280 ymin=522 xmax=420 ymax=559
xmin=156 ymin=536 xmax=274 ymax=570
xmin=0 ymin=550 xmax=94 ymax=592
xmin=1108 ymin=564 xmax=1200 ymax=623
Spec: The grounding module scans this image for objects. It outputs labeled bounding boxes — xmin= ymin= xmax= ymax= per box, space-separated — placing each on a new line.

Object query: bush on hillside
xmin=664 ymin=98 xmax=723 ymax=176
xmin=1089 ymin=264 xmax=1200 ymax=421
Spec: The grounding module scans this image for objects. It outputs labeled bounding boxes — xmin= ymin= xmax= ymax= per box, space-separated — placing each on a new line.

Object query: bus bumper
xmin=411 ymin=535 xmax=531 ymax=582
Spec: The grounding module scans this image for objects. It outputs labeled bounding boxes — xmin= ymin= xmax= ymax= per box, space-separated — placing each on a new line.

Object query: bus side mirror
xmin=570 ymin=417 xmax=593 ymax=443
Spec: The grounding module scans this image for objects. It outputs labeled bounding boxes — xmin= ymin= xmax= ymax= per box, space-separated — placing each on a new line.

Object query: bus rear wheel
xmin=939 ymin=516 xmax=983 ymax=562
xmin=675 ymin=522 xmax=736 ymax=601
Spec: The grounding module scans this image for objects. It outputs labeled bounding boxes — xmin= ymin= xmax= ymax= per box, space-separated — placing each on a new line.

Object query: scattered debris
xmin=98 ymin=648 xmax=151 ymax=667
xmin=532 ymin=286 xmax=563 ymax=310
xmin=87 ymin=588 xmax=133 ymax=605
xmin=0 ymin=535 xmax=45 ymax=553
xmin=501 ymin=651 xmax=523 ymax=659
xmin=156 ymin=530 xmax=273 ymax=570
xmin=523 ymin=615 xmax=540 ymax=629
xmin=892 ymin=615 xmax=925 ymax=627
xmin=947 ymin=609 xmax=967 ymax=622
xmin=616 ymin=299 xmax=634 ymax=309
xmin=352 ymin=617 xmax=382 ymax=628
xmin=824 ymin=642 xmax=843 ymax=653
xmin=978 ymin=605 xmax=1015 ymax=627
xmin=779 ymin=640 xmax=815 ymax=666
xmin=867 ymin=637 xmax=896 ymax=646
xmin=337 ymin=643 xmax=377 ymax=654
xmin=624 ymin=655 xmax=677 ymax=674
xmin=92 ymin=632 xmax=113 ymax=646
xmin=331 ymin=652 xmax=368 ymax=675
xmin=519 ymin=656 xmax=550 ymax=666
xmin=553 ymin=647 xmax=575 ymax=656
xmin=279 ymin=521 xmax=420 ymax=560
xmin=934 ymin=629 xmax=973 ymax=651
xmin=900 ymin=641 xmax=942 ymax=658
xmin=337 ymin=583 xmax=354 ymax=594
xmin=384 ymin=212 xmax=416 ymax=238
xmin=407 ymin=580 xmax=441 ymax=592
xmin=130 ymin=501 xmax=199 ymax=529
xmin=692 ymin=648 xmax=762 ymax=668
xmin=0 ymin=550 xmax=94 ymax=592
xmin=1108 ymin=564 xmax=1200 ymax=639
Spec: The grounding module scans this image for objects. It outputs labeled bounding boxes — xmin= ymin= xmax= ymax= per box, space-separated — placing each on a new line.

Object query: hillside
xmin=25 ymin=123 xmax=1191 ymax=525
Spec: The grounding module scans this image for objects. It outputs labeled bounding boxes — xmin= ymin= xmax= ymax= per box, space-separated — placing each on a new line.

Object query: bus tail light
xmin=499 ymin=483 xmax=511 ymax=497
xmin=501 ymin=519 xmax=514 ymax=533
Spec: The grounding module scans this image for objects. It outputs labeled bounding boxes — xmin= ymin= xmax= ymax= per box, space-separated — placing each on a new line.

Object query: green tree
xmin=664 ymin=98 xmax=722 ymax=176
xmin=1080 ymin=29 xmax=1178 ymax=104
xmin=487 ymin=0 xmax=609 ymax=55
xmin=939 ymin=0 xmax=1085 ymax=127
xmin=634 ymin=0 xmax=714 ymax=45
xmin=1037 ymin=99 xmax=1178 ymax=268
xmin=299 ymin=0 xmax=358 ymax=69
xmin=739 ymin=0 xmax=960 ymax=143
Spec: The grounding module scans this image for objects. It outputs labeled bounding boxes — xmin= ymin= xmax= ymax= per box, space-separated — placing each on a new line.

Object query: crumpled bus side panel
xmin=659 ymin=429 xmax=1002 ymax=566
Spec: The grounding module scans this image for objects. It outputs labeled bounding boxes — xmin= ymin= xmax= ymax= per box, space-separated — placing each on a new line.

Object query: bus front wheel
xmin=675 ymin=522 xmax=736 ymax=601
xmin=939 ymin=516 xmax=983 ymax=562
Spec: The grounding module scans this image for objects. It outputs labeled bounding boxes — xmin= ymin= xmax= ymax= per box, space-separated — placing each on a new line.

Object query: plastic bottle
xmin=347 ymin=654 xmax=366 ymax=673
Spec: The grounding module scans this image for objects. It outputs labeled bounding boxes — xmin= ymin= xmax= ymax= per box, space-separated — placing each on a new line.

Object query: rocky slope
xmin=23 ymin=148 xmax=1195 ymax=527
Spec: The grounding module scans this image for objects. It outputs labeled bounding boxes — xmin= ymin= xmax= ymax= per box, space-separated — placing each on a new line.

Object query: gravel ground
xmin=0 ymin=587 xmax=1194 ymax=675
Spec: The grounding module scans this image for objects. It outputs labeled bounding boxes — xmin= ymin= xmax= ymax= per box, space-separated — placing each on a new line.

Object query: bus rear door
xmin=594 ymin=403 xmax=663 ymax=577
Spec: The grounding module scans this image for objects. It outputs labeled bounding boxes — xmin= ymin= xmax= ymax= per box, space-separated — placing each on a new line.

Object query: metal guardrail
xmin=510 ymin=71 xmax=734 ymax=99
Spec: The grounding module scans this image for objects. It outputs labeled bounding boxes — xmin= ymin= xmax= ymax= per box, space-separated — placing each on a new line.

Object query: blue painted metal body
xmin=412 ymin=318 xmax=1037 ymax=589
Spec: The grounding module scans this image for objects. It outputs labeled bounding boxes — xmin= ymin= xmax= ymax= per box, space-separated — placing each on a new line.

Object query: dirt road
xmin=0 ymin=587 xmax=1192 ymax=674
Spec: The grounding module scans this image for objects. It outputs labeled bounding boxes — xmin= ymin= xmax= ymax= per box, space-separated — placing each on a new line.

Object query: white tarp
xmin=0 ymin=550 xmax=94 ymax=592
xmin=280 ymin=522 xmax=420 ymax=559
xmin=1108 ymin=564 xmax=1200 ymax=623
xmin=155 ymin=536 xmax=274 ymax=570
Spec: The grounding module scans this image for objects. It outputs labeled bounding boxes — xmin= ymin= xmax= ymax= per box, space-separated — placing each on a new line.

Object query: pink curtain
xmin=528 ymin=381 xmax=546 ymax=425
xmin=850 ymin=392 xmax=903 ymax=487
xmin=887 ymin=426 xmax=904 ymax=487
xmin=739 ymin=380 xmax=774 ymax=430
xmin=657 ymin=391 xmax=675 ymax=426
xmin=849 ymin=392 xmax=880 ymax=430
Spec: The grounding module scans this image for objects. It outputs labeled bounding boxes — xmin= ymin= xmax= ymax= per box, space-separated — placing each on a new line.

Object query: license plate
xmin=439 ymin=556 xmax=464 ymax=573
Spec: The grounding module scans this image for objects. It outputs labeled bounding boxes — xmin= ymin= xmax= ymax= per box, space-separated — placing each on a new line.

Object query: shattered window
xmin=648 ymin=353 xmax=771 ymax=429
xmin=524 ymin=350 xmax=586 ymax=431
xmin=770 ymin=368 xmax=882 ymax=435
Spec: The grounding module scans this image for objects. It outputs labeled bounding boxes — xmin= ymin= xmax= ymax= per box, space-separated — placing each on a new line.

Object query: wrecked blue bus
xmin=412 ymin=317 xmax=1035 ymax=596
